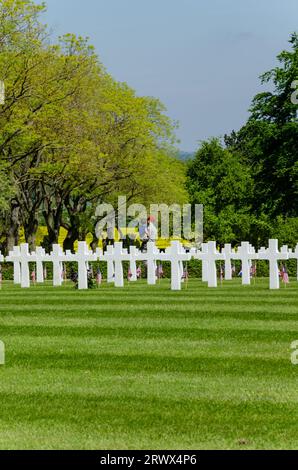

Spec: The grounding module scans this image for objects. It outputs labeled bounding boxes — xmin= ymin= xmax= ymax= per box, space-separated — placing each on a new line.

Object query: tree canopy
xmin=187 ymin=34 xmax=298 ymax=247
xmin=0 ymin=0 xmax=187 ymax=252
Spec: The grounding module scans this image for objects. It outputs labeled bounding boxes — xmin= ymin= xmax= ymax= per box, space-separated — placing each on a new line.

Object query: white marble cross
xmin=31 ymin=247 xmax=46 ymax=283
xmin=222 ymin=244 xmax=234 ymax=281
xmin=19 ymin=243 xmax=31 ymax=288
xmin=114 ymin=242 xmax=125 ymax=287
xmin=136 ymin=242 xmax=159 ymax=285
xmin=258 ymin=239 xmax=288 ymax=289
xmin=207 ymin=241 xmax=225 ymax=288
xmin=68 ymin=241 xmax=98 ymax=290
xmin=6 ymin=246 xmax=21 ymax=284
xmin=103 ymin=242 xmax=130 ymax=288
xmin=160 ymin=241 xmax=190 ymax=290
xmin=114 ymin=243 xmax=131 ymax=287
xmin=128 ymin=246 xmax=139 ymax=281
xmin=233 ymin=242 xmax=259 ymax=285
xmin=47 ymin=244 xmax=65 ymax=287
xmin=197 ymin=241 xmax=225 ymax=288
xmin=104 ymin=245 xmax=115 ymax=283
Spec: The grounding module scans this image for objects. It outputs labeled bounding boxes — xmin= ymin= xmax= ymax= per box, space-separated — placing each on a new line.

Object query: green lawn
xmin=0 ymin=278 xmax=297 ymax=450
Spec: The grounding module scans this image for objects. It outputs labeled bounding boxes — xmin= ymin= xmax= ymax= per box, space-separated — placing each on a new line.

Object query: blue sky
xmin=43 ymin=0 xmax=298 ymax=151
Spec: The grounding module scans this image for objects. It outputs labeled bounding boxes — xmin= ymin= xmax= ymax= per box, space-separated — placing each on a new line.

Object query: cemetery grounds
xmin=0 ymin=278 xmax=297 ymax=450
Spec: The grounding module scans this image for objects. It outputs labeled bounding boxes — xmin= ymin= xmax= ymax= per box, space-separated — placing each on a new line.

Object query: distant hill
xmin=179 ymin=151 xmax=195 ymax=161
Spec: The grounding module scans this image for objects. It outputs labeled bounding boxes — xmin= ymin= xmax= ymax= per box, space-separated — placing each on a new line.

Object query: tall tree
xmin=186 ymin=139 xmax=253 ymax=245
xmin=0 ymin=0 xmax=186 ymax=252
xmin=225 ymin=33 xmax=298 ymax=220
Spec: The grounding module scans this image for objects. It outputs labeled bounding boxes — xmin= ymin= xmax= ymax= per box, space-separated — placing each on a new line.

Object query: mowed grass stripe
xmin=0 ymin=394 xmax=298 ymax=450
xmin=0 ymin=305 xmax=297 ymax=317
xmin=4 ymin=332 xmax=295 ymax=355
xmin=1 ymin=368 xmax=298 ymax=402
xmin=1 ymin=315 xmax=298 ymax=330
xmin=0 ymin=279 xmax=297 ymax=449
xmin=3 ymin=352 xmax=296 ymax=378
xmin=1 ymin=324 xmax=297 ymax=343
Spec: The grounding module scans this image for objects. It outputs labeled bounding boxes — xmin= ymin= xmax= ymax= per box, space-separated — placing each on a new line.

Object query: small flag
xmin=63 ymin=263 xmax=67 ymax=281
xmin=96 ymin=269 xmax=102 ymax=284
xmin=127 ymin=268 xmax=133 ymax=281
xmin=136 ymin=266 xmax=142 ymax=279
xmin=182 ymin=268 xmax=189 ymax=280
xmin=31 ymin=270 xmax=36 ymax=284
xmin=219 ymin=264 xmax=224 ymax=282
xmin=156 ymin=264 xmax=164 ymax=279
xmin=281 ymin=265 xmax=289 ymax=284
xmin=250 ymin=264 xmax=257 ymax=278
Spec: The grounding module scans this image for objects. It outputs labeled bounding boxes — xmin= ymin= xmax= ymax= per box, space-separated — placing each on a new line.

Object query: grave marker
xmin=222 ymin=244 xmax=233 ymax=280
xmin=259 ymin=239 xmax=288 ymax=289
xmin=232 ymin=242 xmax=259 ymax=286
xmin=160 ymin=241 xmax=191 ymax=290
xmin=20 ymin=243 xmax=31 ymax=288
xmin=48 ymin=244 xmax=65 ymax=287
xmin=31 ymin=247 xmax=46 ymax=283
xmin=6 ymin=246 xmax=21 ymax=284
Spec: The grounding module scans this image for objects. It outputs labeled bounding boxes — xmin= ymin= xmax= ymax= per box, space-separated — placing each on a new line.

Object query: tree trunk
xmin=42 ymin=200 xmax=63 ymax=252
xmin=63 ymin=197 xmax=87 ymax=252
xmin=90 ymin=233 xmax=99 ymax=252
xmin=24 ymin=216 xmax=39 ymax=251
xmin=63 ymin=223 xmax=79 ymax=252
xmin=6 ymin=201 xmax=20 ymax=254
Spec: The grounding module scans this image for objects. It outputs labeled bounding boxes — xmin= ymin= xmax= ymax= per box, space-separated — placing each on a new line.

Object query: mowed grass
xmin=0 ymin=278 xmax=297 ymax=450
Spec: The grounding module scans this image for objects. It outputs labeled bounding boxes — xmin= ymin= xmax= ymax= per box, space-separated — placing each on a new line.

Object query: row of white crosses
xmin=281 ymin=244 xmax=298 ymax=282
xmin=0 ymin=239 xmax=297 ymax=291
xmin=221 ymin=239 xmax=292 ymax=289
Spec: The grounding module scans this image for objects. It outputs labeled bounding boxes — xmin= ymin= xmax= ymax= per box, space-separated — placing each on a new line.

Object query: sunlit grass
xmin=0 ymin=278 xmax=297 ymax=449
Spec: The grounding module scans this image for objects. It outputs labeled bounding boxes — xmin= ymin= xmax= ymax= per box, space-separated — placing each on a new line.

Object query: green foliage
xmin=227 ymin=34 xmax=298 ymax=221
xmin=187 ymin=34 xmax=298 ymax=246
xmin=271 ymin=216 xmax=298 ymax=247
xmin=186 ymin=139 xmax=254 ymax=244
xmin=250 ymin=33 xmax=298 ymax=124
xmin=0 ymin=162 xmax=14 ymax=210
xmin=0 ymin=0 xmax=186 ymax=252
